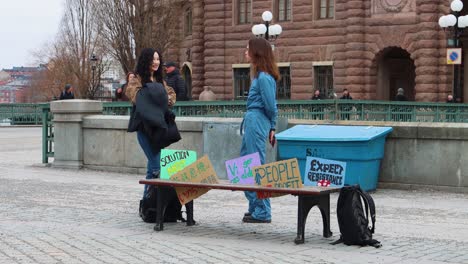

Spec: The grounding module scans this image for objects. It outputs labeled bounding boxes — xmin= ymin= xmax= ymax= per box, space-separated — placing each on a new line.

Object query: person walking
xmin=59 ymin=84 xmax=75 ymax=100
xmin=240 ymin=38 xmax=279 ymax=224
xmin=164 ymin=61 xmax=187 ymax=101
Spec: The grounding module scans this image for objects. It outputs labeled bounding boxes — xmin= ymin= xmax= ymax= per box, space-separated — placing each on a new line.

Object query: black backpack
xmin=332 ymin=185 xmax=382 ymax=248
xmin=139 ymin=186 xmax=185 ymax=223
xmin=139 ymin=172 xmax=185 ymax=223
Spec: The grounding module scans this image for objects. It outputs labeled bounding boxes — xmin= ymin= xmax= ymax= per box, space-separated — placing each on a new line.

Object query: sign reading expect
xmin=160 ymin=149 xmax=197 ymax=179
xmin=170 ymin=155 xmax=219 ymax=205
xmin=304 ymin=157 xmax=346 ymax=188
xmin=253 ymin=158 xmax=303 ymax=198
xmin=225 ymin=152 xmax=261 ymax=185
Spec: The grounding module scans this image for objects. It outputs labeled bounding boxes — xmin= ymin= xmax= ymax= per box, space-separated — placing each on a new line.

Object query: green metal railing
xmin=0 ymin=103 xmax=44 ymax=125
xmin=11 ymin=100 xmax=467 ymax=164
xmin=101 ymin=100 xmax=468 ymax=122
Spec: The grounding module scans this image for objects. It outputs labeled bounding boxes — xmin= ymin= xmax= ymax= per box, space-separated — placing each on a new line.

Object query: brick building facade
xmin=168 ymin=0 xmax=464 ymax=102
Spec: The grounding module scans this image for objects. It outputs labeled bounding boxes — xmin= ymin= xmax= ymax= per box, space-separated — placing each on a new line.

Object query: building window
xmin=318 ymin=0 xmax=334 ymax=19
xmin=276 ymin=0 xmax=292 ymax=21
xmin=238 ymin=0 xmax=252 ymax=24
xmin=314 ymin=66 xmax=334 ymax=98
xmin=233 ymin=67 xmax=251 ymax=98
xmin=278 ymin=67 xmax=291 ymax=99
xmin=184 ymin=8 xmax=192 ymax=36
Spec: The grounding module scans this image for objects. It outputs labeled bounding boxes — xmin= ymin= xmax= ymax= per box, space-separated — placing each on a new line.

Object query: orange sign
xmin=169 ymin=155 xmax=219 ymax=205
xmin=253 ymin=158 xmax=303 ymax=199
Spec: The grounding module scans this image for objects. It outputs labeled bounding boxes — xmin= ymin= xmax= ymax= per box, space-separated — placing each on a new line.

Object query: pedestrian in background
xmin=164 ymin=61 xmax=187 ymax=101
xmin=340 ymin=89 xmax=353 ymax=120
xmin=115 ymin=73 xmax=131 ymax=102
xmin=240 ymin=37 xmax=278 ymax=224
xmin=395 ymin=88 xmax=407 ymax=101
xmin=311 ymin=89 xmax=322 ymax=100
xmin=447 ymin=94 xmax=455 ymax=103
xmin=59 ymin=84 xmax=75 ymax=100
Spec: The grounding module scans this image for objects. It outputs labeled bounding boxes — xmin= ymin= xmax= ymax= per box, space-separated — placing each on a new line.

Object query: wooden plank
xmin=139 ymin=179 xmax=340 ymax=195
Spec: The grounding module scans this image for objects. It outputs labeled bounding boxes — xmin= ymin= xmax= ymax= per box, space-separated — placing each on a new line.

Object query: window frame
xmin=276 ymin=0 xmax=292 ymax=22
xmin=184 ymin=7 xmax=192 ymax=36
xmin=277 ymin=64 xmax=291 ymax=99
xmin=316 ymin=0 xmax=334 ymax=20
xmin=232 ymin=64 xmax=251 ymax=99
xmin=237 ymin=0 xmax=252 ymax=24
xmin=313 ymin=64 xmax=334 ymax=98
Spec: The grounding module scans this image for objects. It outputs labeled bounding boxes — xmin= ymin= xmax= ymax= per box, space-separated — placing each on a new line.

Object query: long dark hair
xmin=248 ymin=38 xmax=279 ymax=81
xmin=135 ymin=48 xmax=164 ymax=84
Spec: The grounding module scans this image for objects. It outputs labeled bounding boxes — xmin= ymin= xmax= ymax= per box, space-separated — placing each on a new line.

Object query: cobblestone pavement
xmin=1 ymin=127 xmax=468 ymax=264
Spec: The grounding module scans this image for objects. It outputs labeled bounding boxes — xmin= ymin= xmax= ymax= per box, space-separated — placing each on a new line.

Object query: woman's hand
xmin=269 ymin=129 xmax=276 ymax=147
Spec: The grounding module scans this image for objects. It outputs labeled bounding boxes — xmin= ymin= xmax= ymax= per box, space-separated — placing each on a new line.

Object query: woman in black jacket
xmin=126 ymin=48 xmax=178 ymax=198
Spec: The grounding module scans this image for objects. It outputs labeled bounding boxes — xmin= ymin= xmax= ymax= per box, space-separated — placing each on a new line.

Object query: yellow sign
xmin=253 ymin=158 xmax=303 ymax=199
xmin=170 ymin=155 xmax=219 ymax=205
xmin=447 ymin=48 xmax=462 ymax=65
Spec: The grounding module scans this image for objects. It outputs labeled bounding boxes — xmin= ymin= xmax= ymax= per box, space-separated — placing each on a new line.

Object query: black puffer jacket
xmin=127 ymin=82 xmax=180 ymax=152
xmin=165 ymin=69 xmax=187 ymax=101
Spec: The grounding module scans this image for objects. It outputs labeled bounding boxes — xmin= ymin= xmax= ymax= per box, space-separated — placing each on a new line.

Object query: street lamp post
xmin=439 ymin=0 xmax=468 ymax=102
xmin=251 ymin=11 xmax=282 ymax=43
xmin=90 ymin=54 xmax=99 ymax=96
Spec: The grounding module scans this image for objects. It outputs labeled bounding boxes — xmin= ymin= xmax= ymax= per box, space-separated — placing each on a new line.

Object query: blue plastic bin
xmin=275 ymin=125 xmax=393 ymax=191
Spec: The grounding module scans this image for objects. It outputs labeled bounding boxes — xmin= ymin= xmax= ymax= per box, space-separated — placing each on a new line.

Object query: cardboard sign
xmin=253 ymin=158 xmax=303 ymax=199
xmin=304 ymin=157 xmax=346 ymax=188
xmin=225 ymin=152 xmax=261 ymax=185
xmin=169 ymin=155 xmax=219 ymax=205
xmin=160 ymin=149 xmax=197 ymax=179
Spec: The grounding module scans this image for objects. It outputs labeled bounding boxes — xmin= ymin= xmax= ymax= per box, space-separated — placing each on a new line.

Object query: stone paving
xmin=0 ymin=127 xmax=468 ymax=264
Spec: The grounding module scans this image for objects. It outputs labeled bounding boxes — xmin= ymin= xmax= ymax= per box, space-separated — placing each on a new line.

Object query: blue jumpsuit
xmin=240 ymin=72 xmax=278 ymax=221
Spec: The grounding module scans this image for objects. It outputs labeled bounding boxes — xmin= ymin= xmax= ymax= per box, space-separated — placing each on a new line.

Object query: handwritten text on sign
xmin=253 ymin=158 xmax=303 ymax=199
xmin=304 ymin=157 xmax=346 ymax=187
xmin=160 ymin=149 xmax=197 ymax=179
xmin=169 ymin=155 xmax=219 ymax=205
xmin=225 ymin=152 xmax=261 ymax=185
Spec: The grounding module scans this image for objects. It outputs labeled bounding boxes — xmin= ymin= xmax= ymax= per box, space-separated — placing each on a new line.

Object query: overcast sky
xmin=0 ymin=0 xmax=64 ymax=69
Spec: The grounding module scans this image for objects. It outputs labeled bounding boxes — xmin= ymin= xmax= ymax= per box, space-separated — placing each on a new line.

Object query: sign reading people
xmin=169 ymin=155 xmax=219 ymax=205
xmin=225 ymin=152 xmax=261 ymax=185
xmin=160 ymin=149 xmax=197 ymax=179
xmin=304 ymin=157 xmax=346 ymax=187
xmin=253 ymin=158 xmax=303 ymax=199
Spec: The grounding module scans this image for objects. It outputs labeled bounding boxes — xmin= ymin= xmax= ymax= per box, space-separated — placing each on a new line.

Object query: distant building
xmin=0 ymin=65 xmax=45 ymax=103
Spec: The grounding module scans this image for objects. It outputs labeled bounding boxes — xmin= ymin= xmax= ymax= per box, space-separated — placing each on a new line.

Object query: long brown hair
xmin=248 ymin=38 xmax=280 ymax=81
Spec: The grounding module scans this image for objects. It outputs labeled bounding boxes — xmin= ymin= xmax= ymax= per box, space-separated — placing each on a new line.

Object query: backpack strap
xmin=356 ymin=188 xmax=376 ymax=234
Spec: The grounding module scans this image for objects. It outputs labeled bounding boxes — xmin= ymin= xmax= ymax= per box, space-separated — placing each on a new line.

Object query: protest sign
xmin=160 ymin=149 xmax=197 ymax=179
xmin=225 ymin=152 xmax=261 ymax=185
xmin=169 ymin=155 xmax=219 ymax=205
xmin=253 ymin=158 xmax=303 ymax=199
xmin=304 ymin=157 xmax=346 ymax=187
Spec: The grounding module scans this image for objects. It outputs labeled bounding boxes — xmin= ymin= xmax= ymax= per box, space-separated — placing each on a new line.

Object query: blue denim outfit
xmin=240 ymin=72 xmax=278 ymax=221
xmin=137 ymin=130 xmax=161 ymax=198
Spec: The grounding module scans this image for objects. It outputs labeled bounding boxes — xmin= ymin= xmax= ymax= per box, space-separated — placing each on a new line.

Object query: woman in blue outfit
xmin=241 ymin=38 xmax=279 ymax=223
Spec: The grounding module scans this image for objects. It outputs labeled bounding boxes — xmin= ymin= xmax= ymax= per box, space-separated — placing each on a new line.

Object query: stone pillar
xmin=344 ymin=0 xmax=367 ymax=98
xmin=191 ymin=0 xmax=205 ymax=99
xmin=51 ymin=100 xmax=103 ymax=169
